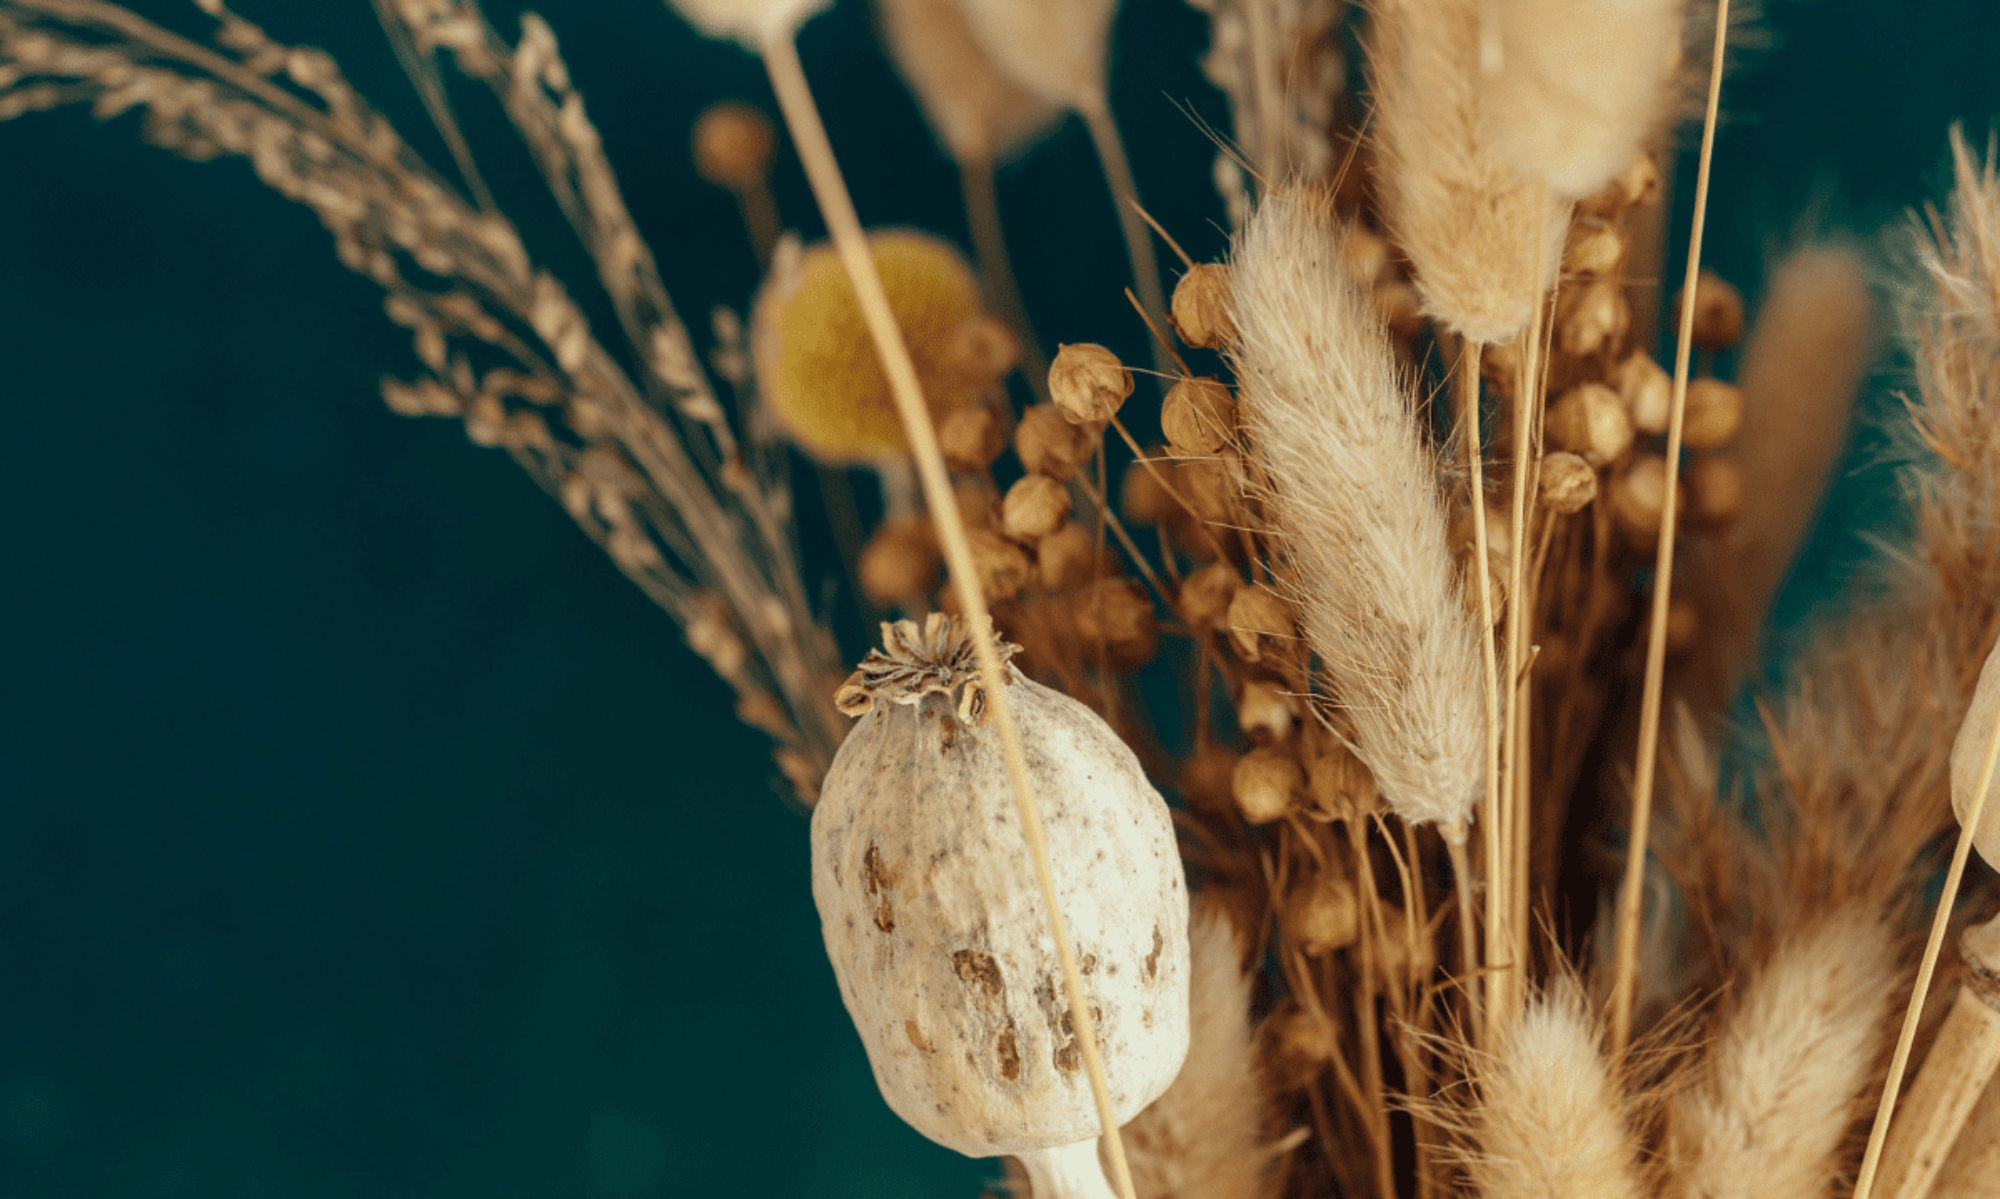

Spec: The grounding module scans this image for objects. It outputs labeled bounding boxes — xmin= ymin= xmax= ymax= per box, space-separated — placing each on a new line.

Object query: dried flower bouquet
xmin=6 ymin=1 xmax=2000 ymax=1196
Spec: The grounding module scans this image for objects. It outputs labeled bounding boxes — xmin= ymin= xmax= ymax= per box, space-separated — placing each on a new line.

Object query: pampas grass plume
xmin=1465 ymin=979 xmax=1647 ymax=1199
xmin=1229 ymin=185 xmax=1484 ymax=833
xmin=1477 ymin=0 xmax=1685 ymax=199
xmin=1666 ymin=907 xmax=1902 ymax=1199
xmin=1369 ymin=0 xmax=1569 ymax=345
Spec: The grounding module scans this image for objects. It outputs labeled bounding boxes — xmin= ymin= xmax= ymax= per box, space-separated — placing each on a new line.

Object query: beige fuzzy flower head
xmin=665 ymin=0 xmax=829 ymax=49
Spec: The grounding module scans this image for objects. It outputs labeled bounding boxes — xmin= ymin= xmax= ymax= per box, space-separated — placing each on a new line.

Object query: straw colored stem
xmin=758 ymin=31 xmax=1136 ymax=1199
xmin=1080 ymin=99 xmax=1169 ymax=360
xmin=960 ymin=152 xmax=1051 ymax=399
xmin=1462 ymin=342 xmax=1503 ymax=1046
xmin=1853 ymin=701 xmax=2000 ymax=1199
xmin=1607 ymin=0 xmax=1731 ymax=1059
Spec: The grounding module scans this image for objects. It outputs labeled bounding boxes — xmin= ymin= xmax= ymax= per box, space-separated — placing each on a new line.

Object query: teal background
xmin=0 ymin=1 xmax=1994 ymax=1196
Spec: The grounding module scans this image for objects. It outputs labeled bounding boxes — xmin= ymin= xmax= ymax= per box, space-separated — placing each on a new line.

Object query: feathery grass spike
xmin=1230 ymin=186 xmax=1485 ymax=836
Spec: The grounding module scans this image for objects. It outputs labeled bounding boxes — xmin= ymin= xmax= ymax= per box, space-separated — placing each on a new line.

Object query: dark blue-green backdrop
xmin=1 ymin=1 xmax=1994 ymax=1195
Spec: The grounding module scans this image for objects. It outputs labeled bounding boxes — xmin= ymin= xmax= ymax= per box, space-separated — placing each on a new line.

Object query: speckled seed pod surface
xmin=812 ymin=616 xmax=1190 ymax=1160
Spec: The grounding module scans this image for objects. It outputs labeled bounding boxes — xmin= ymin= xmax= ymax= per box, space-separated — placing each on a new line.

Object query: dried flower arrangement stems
xmin=1607 ymin=0 xmax=1731 ymax=1059
xmin=1874 ymin=915 xmax=2000 ymax=1199
xmin=751 ymin=22 xmax=1138 ymax=1199
xmin=1854 ymin=643 xmax=2000 ymax=1199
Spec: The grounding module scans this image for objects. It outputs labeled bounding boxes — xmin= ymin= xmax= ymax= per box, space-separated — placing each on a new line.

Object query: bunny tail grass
xmin=1463 ymin=978 xmax=1647 ymax=1199
xmin=1665 ymin=907 xmax=1903 ymax=1199
xmin=1476 ymin=0 xmax=1686 ymax=199
xmin=1119 ymin=898 xmax=1278 ymax=1199
xmin=1229 ymin=185 xmax=1484 ymax=833
xmin=1368 ymin=0 xmax=1569 ymax=345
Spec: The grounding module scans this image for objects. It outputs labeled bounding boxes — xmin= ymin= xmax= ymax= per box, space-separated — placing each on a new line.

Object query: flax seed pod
xmin=1237 ymin=676 xmax=1299 ymax=743
xmin=1035 ymin=523 xmax=1098 ymax=591
xmin=1179 ymin=562 xmax=1240 ymax=630
xmin=1016 ymin=403 xmax=1099 ymax=480
xmin=1002 ymin=474 xmax=1072 ymax=543
xmin=1540 ymin=451 xmax=1600 ymax=514
xmin=1307 ymin=743 xmax=1381 ymax=823
xmin=1048 ymin=342 xmax=1133 ymax=425
xmin=1614 ymin=350 xmax=1673 ymax=435
xmin=1684 ymin=456 xmax=1744 ymax=526
xmin=1074 ymin=577 xmax=1156 ymax=668
xmin=1171 ymin=264 xmax=1236 ymax=350
xmin=1681 ymin=268 xmax=1746 ymax=348
xmin=1233 ymin=747 xmax=1303 ymax=824
xmin=968 ymin=526 xmax=1032 ymax=601
xmin=1681 ymin=378 xmax=1745 ymax=450
xmin=1227 ymin=587 xmax=1298 ymax=666
xmin=1286 ymin=877 xmax=1361 ymax=956
xmin=1547 ymin=382 xmax=1635 ymax=466
xmin=860 ymin=516 xmax=943 ymax=607
xmin=1162 ymin=377 xmax=1237 ymax=456
xmin=939 ymin=402 xmax=1011 ymax=473
xmin=1610 ymin=453 xmax=1680 ymax=544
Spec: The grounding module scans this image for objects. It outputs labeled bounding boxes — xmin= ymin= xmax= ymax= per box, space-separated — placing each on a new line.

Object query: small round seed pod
xmin=1178 ymin=562 xmax=1240 ymax=629
xmin=1035 ymin=524 xmax=1098 ymax=592
xmin=1161 ymin=377 xmax=1237 ymax=455
xmin=1610 ymin=454 xmax=1681 ymax=543
xmin=1307 ymin=744 xmax=1381 ymax=823
xmin=1227 ymin=587 xmax=1297 ymax=665
xmin=1002 ymin=474 xmax=1072 ymax=544
xmin=860 ymin=517 xmax=942 ymax=607
xmin=1286 ymin=878 xmax=1360 ymax=956
xmin=969 ymin=527 xmax=1032 ymax=601
xmin=1368 ymin=904 xmax=1436 ymax=992
xmin=946 ymin=315 xmax=1021 ymax=385
xmin=1539 ymin=452 xmax=1599 ymax=515
xmin=1176 ymin=458 xmax=1238 ymax=526
xmin=1171 ymin=263 xmax=1236 ymax=350
xmin=1048 ymin=343 xmax=1133 ymax=425
xmin=1265 ymin=1000 xmax=1337 ymax=1083
xmin=1613 ymin=351 xmax=1673 ymax=435
xmin=1681 ymin=378 xmax=1745 ymax=450
xmin=1565 ymin=220 xmax=1626 ymax=276
xmin=1073 ymin=578 xmax=1156 ymax=668
xmin=1684 ymin=455 xmax=1745 ymax=526
xmin=1546 ymin=382 xmax=1634 ymax=467
xmin=1120 ymin=459 xmax=1175 ymax=526
xmin=692 ymin=100 xmax=775 ymax=191
xmin=1683 ymin=268 xmax=1746 ymax=349
xmin=1016 ymin=404 xmax=1099 ymax=481
xmin=815 ymin=616 xmax=1191 ymax=1172
xmin=1237 ymin=676 xmax=1299 ymax=743
xmin=1559 ymin=280 xmax=1629 ymax=358
xmin=1233 ymin=747 xmax=1302 ymax=824
xmin=940 ymin=404 xmax=1011 ymax=474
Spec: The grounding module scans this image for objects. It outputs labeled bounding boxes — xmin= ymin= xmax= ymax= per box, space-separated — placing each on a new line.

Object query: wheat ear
xmin=755 ymin=24 xmax=1137 ymax=1199
xmin=1230 ymin=185 xmax=1485 ymax=835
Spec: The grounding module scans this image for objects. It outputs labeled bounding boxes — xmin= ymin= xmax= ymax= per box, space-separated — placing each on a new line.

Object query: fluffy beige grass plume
xmin=1229 ymin=185 xmax=1485 ymax=834
xmin=1369 ymin=0 xmax=1569 ymax=345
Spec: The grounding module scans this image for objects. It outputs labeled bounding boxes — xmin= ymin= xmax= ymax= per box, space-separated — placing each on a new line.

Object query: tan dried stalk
xmin=1229 ymin=184 xmax=1485 ymax=835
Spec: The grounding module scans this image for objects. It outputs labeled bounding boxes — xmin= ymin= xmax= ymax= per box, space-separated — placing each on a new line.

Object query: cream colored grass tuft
xmin=1229 ymin=185 xmax=1485 ymax=833
xmin=1464 ymin=978 xmax=1647 ymax=1199
xmin=1477 ymin=0 xmax=1685 ymax=199
xmin=1666 ymin=907 xmax=1902 ymax=1199
xmin=1118 ymin=897 xmax=1276 ymax=1199
xmin=1368 ymin=0 xmax=1569 ymax=345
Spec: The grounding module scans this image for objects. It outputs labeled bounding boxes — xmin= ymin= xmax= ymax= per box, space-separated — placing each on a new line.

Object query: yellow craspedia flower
xmin=753 ymin=229 xmax=1013 ymax=464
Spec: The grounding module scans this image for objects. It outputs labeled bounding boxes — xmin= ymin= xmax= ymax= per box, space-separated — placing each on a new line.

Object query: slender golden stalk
xmin=756 ymin=29 xmax=1137 ymax=1199
xmin=1461 ymin=342 xmax=1502 ymax=1046
xmin=1608 ymin=0 xmax=1731 ymax=1059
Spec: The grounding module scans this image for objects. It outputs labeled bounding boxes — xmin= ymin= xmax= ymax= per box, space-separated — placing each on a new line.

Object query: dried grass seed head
xmin=1228 ymin=185 xmax=1486 ymax=834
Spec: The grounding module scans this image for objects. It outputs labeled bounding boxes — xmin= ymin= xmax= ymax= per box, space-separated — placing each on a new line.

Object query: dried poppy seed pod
xmin=1539 ymin=452 xmax=1599 ymax=515
xmin=1161 ymin=377 xmax=1237 ymax=455
xmin=1016 ymin=404 xmax=1099 ymax=481
xmin=814 ymin=616 xmax=1190 ymax=1186
xmin=1002 ymin=474 xmax=1072 ymax=543
xmin=1171 ymin=263 xmax=1236 ymax=349
xmin=1547 ymin=382 xmax=1634 ymax=467
xmin=1048 ymin=343 xmax=1132 ymax=425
